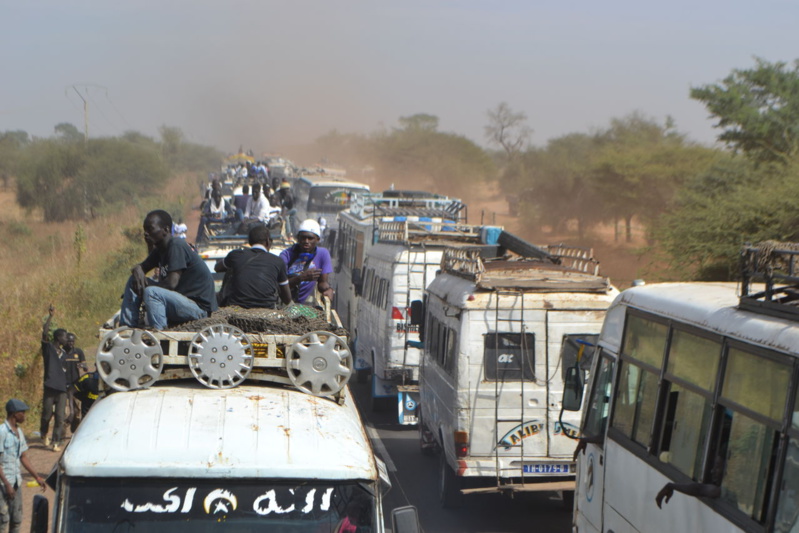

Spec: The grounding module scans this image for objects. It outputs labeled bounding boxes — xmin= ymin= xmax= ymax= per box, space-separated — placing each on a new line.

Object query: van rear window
xmin=484 ymin=333 xmax=534 ymax=381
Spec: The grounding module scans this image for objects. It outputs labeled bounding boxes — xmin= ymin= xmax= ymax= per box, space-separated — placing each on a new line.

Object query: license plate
xmin=523 ymin=464 xmax=571 ymax=474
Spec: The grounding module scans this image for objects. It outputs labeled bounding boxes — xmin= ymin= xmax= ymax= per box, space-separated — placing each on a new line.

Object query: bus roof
xmin=612 ymin=282 xmax=799 ymax=355
xmin=298 ymin=175 xmax=370 ymax=190
xmin=62 ymin=384 xmax=377 ymax=481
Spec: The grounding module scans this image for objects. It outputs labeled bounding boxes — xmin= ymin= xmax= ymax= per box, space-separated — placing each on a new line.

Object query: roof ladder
xmin=492 ymin=289 xmax=529 ymax=489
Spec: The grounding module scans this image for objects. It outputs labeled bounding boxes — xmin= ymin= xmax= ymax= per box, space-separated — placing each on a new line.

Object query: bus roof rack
xmin=740 ymin=241 xmax=799 ymax=321
xmin=440 ymin=240 xmax=609 ymax=292
xmin=348 ymin=191 xmax=466 ymax=222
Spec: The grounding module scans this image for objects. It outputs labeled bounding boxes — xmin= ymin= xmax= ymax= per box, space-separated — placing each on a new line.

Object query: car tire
xmin=439 ymin=452 xmax=463 ymax=508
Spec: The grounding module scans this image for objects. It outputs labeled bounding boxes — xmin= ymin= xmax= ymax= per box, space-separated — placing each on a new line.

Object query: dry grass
xmin=0 ymin=173 xmax=199 ymax=431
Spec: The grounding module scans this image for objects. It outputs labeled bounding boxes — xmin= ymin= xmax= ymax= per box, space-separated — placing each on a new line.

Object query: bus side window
xmin=774 ymin=391 xmax=799 ymax=532
xmin=656 ymin=330 xmax=720 ymax=480
xmin=713 ymin=347 xmax=791 ymax=524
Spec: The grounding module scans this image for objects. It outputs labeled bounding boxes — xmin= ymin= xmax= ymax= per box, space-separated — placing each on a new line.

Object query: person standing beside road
xmin=277 ymin=181 xmax=297 ymax=237
xmin=0 ymin=399 xmax=45 ymax=533
xmin=40 ymin=306 xmax=68 ymax=452
xmin=64 ymin=333 xmax=86 ymax=432
xmin=119 ymin=210 xmax=217 ymax=330
xmin=215 ymin=224 xmax=292 ymax=309
xmin=279 ymin=219 xmax=334 ymax=304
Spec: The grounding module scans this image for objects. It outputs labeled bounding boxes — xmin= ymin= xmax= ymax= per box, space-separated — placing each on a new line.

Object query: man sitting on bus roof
xmin=280 ymin=219 xmax=334 ymax=304
xmin=119 ymin=210 xmax=217 ymax=330
xmin=215 ymin=224 xmax=291 ymax=309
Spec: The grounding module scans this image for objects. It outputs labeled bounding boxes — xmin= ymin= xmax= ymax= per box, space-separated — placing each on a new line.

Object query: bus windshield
xmin=62 ymin=478 xmax=376 ymax=532
xmin=307 ymin=186 xmax=366 ymax=213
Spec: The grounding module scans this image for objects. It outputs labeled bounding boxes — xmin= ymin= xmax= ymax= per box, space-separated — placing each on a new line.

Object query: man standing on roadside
xmin=64 ymin=333 xmax=86 ymax=432
xmin=0 ymin=399 xmax=45 ymax=533
xmin=119 ymin=210 xmax=217 ymax=330
xmin=40 ymin=306 xmax=68 ymax=452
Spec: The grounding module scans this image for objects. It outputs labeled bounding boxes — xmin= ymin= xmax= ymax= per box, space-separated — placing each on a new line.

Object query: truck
xmin=412 ymin=239 xmax=618 ymax=507
xmin=32 ymin=306 xmax=420 ymax=532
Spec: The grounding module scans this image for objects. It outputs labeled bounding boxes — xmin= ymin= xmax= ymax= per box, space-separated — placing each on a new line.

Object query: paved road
xmin=350 ymin=381 xmax=573 ymax=533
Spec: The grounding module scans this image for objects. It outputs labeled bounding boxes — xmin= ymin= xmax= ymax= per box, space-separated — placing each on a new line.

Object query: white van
xmin=352 ymin=219 xmax=484 ymax=425
xmin=34 ymin=311 xmax=419 ymax=532
xmin=333 ymin=189 xmax=466 ymax=332
xmin=414 ymin=243 xmax=618 ymax=507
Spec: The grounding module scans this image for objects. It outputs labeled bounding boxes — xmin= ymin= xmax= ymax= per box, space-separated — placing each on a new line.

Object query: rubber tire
xmin=419 ymin=419 xmax=436 ymax=456
xmin=562 ymin=490 xmax=575 ymax=511
xmin=439 ymin=452 xmax=463 ymax=508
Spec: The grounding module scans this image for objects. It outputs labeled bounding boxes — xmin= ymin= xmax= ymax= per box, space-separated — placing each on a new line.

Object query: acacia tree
xmin=691 ymin=57 xmax=799 ymax=164
xmin=484 ymin=102 xmax=531 ymax=159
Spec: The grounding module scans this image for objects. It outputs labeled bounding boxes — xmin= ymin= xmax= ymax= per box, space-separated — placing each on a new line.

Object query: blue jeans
xmin=119 ymin=277 xmax=207 ymax=330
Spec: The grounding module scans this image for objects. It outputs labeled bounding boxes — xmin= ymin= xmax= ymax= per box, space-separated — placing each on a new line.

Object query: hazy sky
xmin=2 ymin=1 xmax=796 ymax=152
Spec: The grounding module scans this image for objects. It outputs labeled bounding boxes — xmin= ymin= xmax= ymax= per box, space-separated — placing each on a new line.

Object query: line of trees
xmin=0 ymin=125 xmax=222 ymax=222
xmin=302 ymin=54 xmax=799 ymax=282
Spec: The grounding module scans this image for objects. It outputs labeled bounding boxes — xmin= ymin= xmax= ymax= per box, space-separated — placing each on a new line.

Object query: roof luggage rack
xmin=439 ymin=240 xmax=610 ymax=293
xmin=348 ymin=191 xmax=467 ymax=222
xmin=740 ymin=241 xmax=799 ymax=321
xmin=96 ymin=301 xmax=353 ymax=403
xmin=376 ymin=220 xmax=482 ymax=244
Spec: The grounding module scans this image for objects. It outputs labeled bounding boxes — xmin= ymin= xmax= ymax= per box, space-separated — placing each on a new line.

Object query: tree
xmin=485 ymin=102 xmax=531 ymax=158
xmin=397 ymin=113 xmax=439 ymax=132
xmin=159 ymin=125 xmax=184 ymax=169
xmin=691 ymin=57 xmax=799 ymax=164
xmin=54 ymin=122 xmax=84 ymax=144
xmin=591 ymin=113 xmax=716 ymax=242
xmin=658 ymin=158 xmax=799 ymax=279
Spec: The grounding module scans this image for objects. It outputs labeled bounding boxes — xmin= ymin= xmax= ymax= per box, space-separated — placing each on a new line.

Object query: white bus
xmin=414 ymin=242 xmax=618 ymax=507
xmin=563 ymin=243 xmax=799 ymax=533
xmin=292 ymin=174 xmax=370 ymax=242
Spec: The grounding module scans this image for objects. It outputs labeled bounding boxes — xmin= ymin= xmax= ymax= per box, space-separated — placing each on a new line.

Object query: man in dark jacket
xmin=119 ymin=210 xmax=217 ymax=329
xmin=40 ymin=306 xmax=68 ymax=451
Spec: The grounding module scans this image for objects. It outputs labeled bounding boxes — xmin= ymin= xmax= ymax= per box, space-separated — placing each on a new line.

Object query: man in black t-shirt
xmin=40 ymin=305 xmax=68 ymax=451
xmin=216 ymin=224 xmax=292 ymax=309
xmin=119 ymin=210 xmax=217 ymax=329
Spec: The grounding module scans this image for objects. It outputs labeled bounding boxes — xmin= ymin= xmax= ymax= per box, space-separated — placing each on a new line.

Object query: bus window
xmin=583 ymin=355 xmax=614 ymax=441
xmin=717 ymin=347 xmax=791 ymax=523
xmin=774 ymin=392 xmax=799 ymax=533
xmin=657 ymin=330 xmax=721 ymax=479
xmin=612 ymin=362 xmax=659 ymax=447
xmin=484 ymin=333 xmax=535 ymax=381
xmin=611 ymin=315 xmax=668 ymax=447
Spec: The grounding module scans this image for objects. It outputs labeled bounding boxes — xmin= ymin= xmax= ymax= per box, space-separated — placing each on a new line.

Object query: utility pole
xmin=71 ymin=86 xmax=89 ymax=145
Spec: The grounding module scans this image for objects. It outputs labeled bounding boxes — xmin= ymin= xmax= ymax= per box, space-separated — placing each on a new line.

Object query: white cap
xmin=297 ymin=219 xmax=321 ymax=237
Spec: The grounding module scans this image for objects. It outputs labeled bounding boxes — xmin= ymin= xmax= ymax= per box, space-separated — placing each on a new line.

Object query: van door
xmin=545 ymin=310 xmax=606 ymax=458
xmin=472 ymin=309 xmax=548 ymax=462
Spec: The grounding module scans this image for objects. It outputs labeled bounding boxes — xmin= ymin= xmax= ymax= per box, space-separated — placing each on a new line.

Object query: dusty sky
xmin=2 ymin=0 xmax=796 ymax=152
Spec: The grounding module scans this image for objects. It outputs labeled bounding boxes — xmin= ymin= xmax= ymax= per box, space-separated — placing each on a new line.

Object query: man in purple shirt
xmin=279 ymin=219 xmax=334 ymax=304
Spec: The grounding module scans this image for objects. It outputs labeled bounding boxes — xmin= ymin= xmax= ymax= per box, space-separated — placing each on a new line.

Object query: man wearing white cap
xmin=0 ymin=399 xmax=45 ymax=533
xmin=279 ymin=219 xmax=334 ymax=304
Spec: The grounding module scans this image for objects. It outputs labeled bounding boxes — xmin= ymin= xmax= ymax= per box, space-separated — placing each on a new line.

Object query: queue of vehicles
xmin=38 ymin=156 xmax=799 ymax=532
xmin=32 ymin=161 xmax=420 ymax=533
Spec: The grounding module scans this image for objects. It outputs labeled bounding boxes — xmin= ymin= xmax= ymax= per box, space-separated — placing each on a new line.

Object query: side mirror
xmin=352 ymin=268 xmax=362 ymax=295
xmin=410 ymin=300 xmax=424 ymax=325
xmin=391 ymin=505 xmax=421 ymax=533
xmin=31 ymin=494 xmax=49 ymax=533
xmin=562 ymin=365 xmax=584 ymax=411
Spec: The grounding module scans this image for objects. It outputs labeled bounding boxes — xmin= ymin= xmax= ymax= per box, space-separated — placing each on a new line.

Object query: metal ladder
xmin=401 ymin=244 xmax=428 ymax=379
xmin=492 ymin=288 xmax=529 ymax=489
